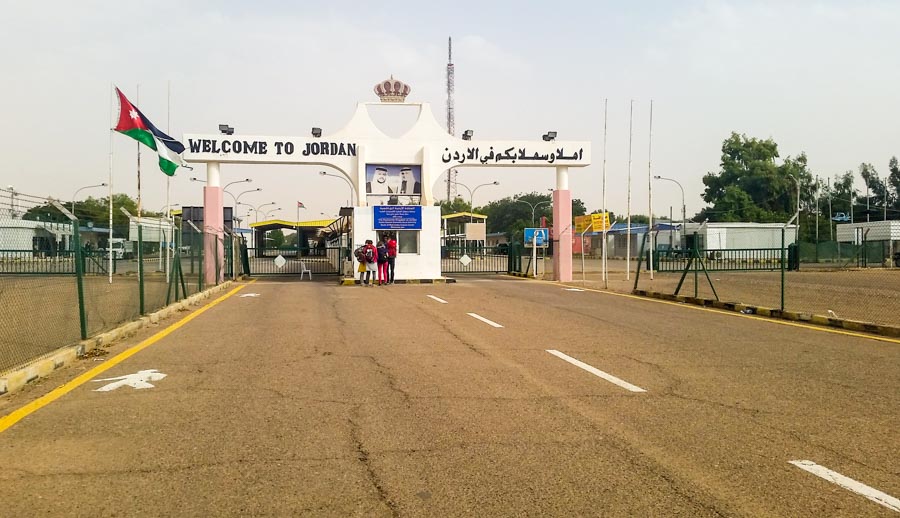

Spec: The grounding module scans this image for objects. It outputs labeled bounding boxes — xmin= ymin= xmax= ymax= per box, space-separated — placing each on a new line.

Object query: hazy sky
xmin=1 ymin=0 xmax=898 ymax=222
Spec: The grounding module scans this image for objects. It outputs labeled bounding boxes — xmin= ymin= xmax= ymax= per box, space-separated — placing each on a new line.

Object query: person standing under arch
xmin=376 ymin=236 xmax=390 ymax=286
xmin=386 ymin=233 xmax=398 ymax=284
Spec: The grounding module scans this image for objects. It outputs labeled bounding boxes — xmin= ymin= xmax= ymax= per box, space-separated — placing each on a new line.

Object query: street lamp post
xmin=653 ymin=176 xmax=685 ymax=247
xmin=789 ymin=174 xmax=800 ymax=246
xmin=71 ymin=183 xmax=108 ymax=217
xmin=453 ymin=181 xmax=500 ymax=222
xmin=515 ymin=198 xmax=552 ymax=227
xmin=264 ymin=207 xmax=282 ymax=220
xmin=319 ymin=171 xmax=355 ymax=206
xmin=239 ymin=201 xmax=276 ymax=248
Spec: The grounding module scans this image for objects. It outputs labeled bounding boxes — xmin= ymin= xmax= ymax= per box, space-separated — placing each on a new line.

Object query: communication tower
xmin=445 ymin=36 xmax=457 ymax=201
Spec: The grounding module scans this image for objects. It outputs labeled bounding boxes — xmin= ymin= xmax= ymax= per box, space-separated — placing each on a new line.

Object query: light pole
xmin=514 ymin=197 xmax=551 ymax=227
xmin=239 ymin=202 xmax=275 ymax=248
xmin=653 ymin=176 xmax=685 ymax=247
xmin=240 ymin=201 xmax=276 ymax=223
xmin=453 ymin=181 xmax=499 ymax=222
xmin=264 ymin=207 xmax=282 ymax=219
xmin=193 ymin=177 xmax=257 ymax=209
xmin=789 ymin=174 xmax=800 ymax=245
xmin=319 ymin=171 xmax=355 ymax=206
xmin=71 ymin=182 xmax=108 ymax=217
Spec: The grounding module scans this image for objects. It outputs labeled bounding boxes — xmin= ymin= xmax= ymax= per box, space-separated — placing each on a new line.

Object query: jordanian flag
xmin=113 ymin=87 xmax=188 ymax=176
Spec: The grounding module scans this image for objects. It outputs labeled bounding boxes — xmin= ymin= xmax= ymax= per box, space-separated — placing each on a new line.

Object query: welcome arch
xmin=183 ymin=80 xmax=591 ymax=283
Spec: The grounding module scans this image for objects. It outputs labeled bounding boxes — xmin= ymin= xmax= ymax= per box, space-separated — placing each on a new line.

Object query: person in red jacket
xmin=386 ymin=233 xmax=398 ymax=284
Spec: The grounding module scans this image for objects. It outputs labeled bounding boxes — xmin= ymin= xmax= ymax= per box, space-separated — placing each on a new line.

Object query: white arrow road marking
xmin=789 ymin=460 xmax=900 ymax=512
xmin=467 ymin=313 xmax=503 ymax=328
xmin=546 ymin=350 xmax=646 ymax=392
xmin=240 ymin=293 xmax=261 ymax=298
xmin=427 ymin=295 xmax=448 ymax=304
xmin=92 ymin=369 xmax=168 ymax=392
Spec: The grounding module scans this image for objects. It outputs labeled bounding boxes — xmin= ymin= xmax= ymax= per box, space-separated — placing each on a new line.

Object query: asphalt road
xmin=0 ymin=276 xmax=897 ymax=516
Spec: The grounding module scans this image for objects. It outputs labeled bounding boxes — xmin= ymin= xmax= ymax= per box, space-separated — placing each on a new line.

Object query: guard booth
xmin=245 ymin=216 xmax=350 ymax=275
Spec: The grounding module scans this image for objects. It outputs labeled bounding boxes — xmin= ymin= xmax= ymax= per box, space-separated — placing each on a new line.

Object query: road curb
xmin=0 ymin=281 xmax=239 ymax=397
xmin=632 ymin=289 xmax=900 ymax=338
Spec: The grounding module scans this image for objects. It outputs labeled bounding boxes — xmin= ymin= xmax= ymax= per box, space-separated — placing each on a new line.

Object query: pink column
xmin=203 ymin=162 xmax=224 ymax=285
xmin=553 ymin=165 xmax=573 ymax=282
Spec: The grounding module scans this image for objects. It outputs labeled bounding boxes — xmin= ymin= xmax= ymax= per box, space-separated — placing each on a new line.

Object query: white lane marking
xmin=546 ymin=350 xmax=647 ymax=393
xmin=564 ymin=288 xmax=585 ymax=292
xmin=789 ymin=460 xmax=900 ymax=512
xmin=240 ymin=293 xmax=261 ymax=298
xmin=467 ymin=313 xmax=504 ymax=328
xmin=427 ymin=295 xmax=448 ymax=304
xmin=93 ymin=369 xmax=167 ymax=392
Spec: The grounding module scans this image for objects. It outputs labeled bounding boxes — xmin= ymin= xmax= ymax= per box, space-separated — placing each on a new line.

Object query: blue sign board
xmin=524 ymin=227 xmax=549 ymax=247
xmin=373 ymin=205 xmax=422 ymax=230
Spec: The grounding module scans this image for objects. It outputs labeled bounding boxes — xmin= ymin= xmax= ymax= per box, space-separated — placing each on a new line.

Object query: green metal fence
xmin=0 ymin=188 xmax=243 ymax=376
xmin=441 ymin=245 xmax=511 ymax=274
xmin=653 ymin=247 xmax=786 ymax=272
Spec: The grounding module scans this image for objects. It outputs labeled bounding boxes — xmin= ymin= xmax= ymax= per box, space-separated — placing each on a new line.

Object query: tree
xmin=476 ymin=192 xmax=587 ymax=242
xmin=436 ymin=197 xmax=472 ymax=215
xmin=267 ymin=229 xmax=285 ymax=248
xmin=699 ymin=133 xmax=815 ymax=231
xmin=23 ymin=193 xmax=141 ymax=235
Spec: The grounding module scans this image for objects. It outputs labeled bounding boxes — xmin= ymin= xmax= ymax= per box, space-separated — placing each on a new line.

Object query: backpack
xmin=354 ymin=246 xmax=367 ymax=263
xmin=364 ymin=246 xmax=375 ymax=263
xmin=377 ymin=245 xmax=388 ymax=263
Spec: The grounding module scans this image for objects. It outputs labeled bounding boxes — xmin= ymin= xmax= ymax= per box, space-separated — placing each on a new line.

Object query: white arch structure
xmin=183 ymin=101 xmax=591 ymax=283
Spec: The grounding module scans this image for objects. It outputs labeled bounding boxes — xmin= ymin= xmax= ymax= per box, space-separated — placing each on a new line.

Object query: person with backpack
xmin=355 ymin=240 xmax=378 ymax=286
xmin=376 ymin=236 xmax=390 ymax=286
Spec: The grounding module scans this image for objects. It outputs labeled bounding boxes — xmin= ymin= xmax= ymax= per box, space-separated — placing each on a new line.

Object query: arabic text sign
xmin=374 ymin=206 xmax=422 ymax=230
xmin=574 ymin=215 xmax=592 ymax=234
xmin=524 ymin=228 xmax=549 ymax=248
xmin=591 ymin=212 xmax=611 ymax=231
xmin=442 ymin=145 xmax=585 ymax=166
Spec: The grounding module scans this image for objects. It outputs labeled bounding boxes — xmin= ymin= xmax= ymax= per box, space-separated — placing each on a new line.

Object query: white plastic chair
xmin=299 ymin=261 xmax=312 ymax=280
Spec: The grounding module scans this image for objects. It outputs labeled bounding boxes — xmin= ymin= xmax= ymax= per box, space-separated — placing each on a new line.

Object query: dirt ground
xmin=564 ymin=259 xmax=900 ymax=328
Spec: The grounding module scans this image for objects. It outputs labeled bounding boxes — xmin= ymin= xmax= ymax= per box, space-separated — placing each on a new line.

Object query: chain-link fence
xmin=564 ymin=225 xmax=900 ymax=329
xmin=0 ymin=188 xmax=244 ymax=375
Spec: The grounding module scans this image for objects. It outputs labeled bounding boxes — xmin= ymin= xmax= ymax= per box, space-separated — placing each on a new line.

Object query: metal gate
xmin=245 ymin=246 xmax=342 ymax=275
xmin=441 ymin=244 xmax=519 ymax=274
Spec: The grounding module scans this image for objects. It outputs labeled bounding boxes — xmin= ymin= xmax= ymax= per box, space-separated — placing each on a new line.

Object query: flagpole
xmin=648 ymin=99 xmax=654 ymax=281
xmin=108 ymin=84 xmax=115 ymax=284
xmin=626 ymin=99 xmax=633 ymax=281
xmin=166 ymin=80 xmax=172 ymax=282
xmin=136 ymin=84 xmax=142 ymax=219
xmin=601 ymin=97 xmax=608 ymax=288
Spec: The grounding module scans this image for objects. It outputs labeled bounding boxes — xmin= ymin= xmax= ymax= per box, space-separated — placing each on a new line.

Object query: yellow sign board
xmin=591 ymin=212 xmax=611 ymax=231
xmin=574 ymin=215 xmax=592 ymax=234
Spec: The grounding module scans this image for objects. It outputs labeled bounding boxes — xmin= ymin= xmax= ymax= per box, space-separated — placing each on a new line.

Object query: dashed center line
xmin=427 ymin=295 xmax=448 ymax=304
xmin=789 ymin=460 xmax=900 ymax=512
xmin=546 ymin=350 xmax=647 ymax=392
xmin=564 ymin=288 xmax=585 ymax=292
xmin=467 ymin=313 xmax=504 ymax=328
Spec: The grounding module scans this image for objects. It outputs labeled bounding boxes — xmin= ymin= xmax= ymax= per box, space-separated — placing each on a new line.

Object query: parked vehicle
xmin=101 ymin=238 xmax=134 ymax=259
xmin=832 ymin=212 xmax=851 ymax=222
